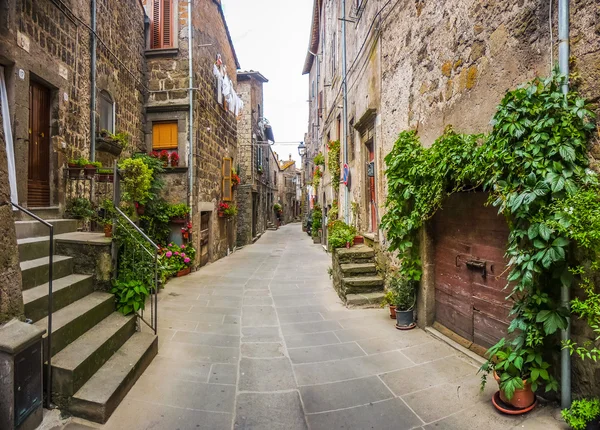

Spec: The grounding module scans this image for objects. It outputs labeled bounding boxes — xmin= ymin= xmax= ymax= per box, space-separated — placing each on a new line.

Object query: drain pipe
xmin=341 ymin=0 xmax=349 ymax=223
xmin=558 ymin=0 xmax=571 ymax=410
xmin=89 ymin=0 xmax=97 ymax=161
xmin=187 ymin=0 xmax=194 ymax=221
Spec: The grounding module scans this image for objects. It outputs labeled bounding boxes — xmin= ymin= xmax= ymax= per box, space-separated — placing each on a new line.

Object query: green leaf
xmin=559 ymin=146 xmax=575 ymax=161
xmin=527 ymin=224 xmax=539 ymax=240
xmin=531 ymin=368 xmax=540 ymax=381
xmin=538 ymin=224 xmax=551 ymax=241
xmin=552 ymin=237 xmax=569 ymax=247
xmin=536 ymin=310 xmax=568 ymax=334
xmin=552 ymin=175 xmax=565 ymax=193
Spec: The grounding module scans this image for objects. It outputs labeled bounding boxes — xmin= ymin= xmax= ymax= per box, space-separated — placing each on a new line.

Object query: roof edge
xmin=302 ymin=0 xmax=322 ymax=75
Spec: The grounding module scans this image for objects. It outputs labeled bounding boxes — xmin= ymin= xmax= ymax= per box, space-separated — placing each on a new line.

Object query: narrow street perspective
xmin=1 ymin=0 xmax=600 ymax=429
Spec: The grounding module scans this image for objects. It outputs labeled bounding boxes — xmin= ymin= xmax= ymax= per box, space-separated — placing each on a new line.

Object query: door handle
xmin=466 ymin=259 xmax=487 ymax=278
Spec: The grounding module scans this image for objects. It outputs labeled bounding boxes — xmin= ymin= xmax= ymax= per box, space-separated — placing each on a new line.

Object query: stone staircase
xmin=267 ymin=220 xmax=277 ymax=231
xmin=16 ymin=213 xmax=157 ymax=424
xmin=332 ymin=244 xmax=385 ymax=307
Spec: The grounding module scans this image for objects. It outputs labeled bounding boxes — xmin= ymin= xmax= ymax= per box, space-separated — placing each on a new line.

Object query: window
xmin=349 ymin=118 xmax=355 ymax=161
xmin=274 ymin=171 xmax=277 ymax=186
xmin=330 ymin=30 xmax=337 ymax=78
xmin=152 ymin=121 xmax=178 ymax=150
xmin=222 ymin=157 xmax=232 ymax=201
xmin=151 ymin=0 xmax=173 ymax=49
xmin=99 ymin=90 xmax=114 ymax=133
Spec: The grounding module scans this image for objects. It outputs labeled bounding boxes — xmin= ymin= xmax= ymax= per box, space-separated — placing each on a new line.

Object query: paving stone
xmin=103 ymin=399 xmax=232 ymax=430
xmin=242 ymin=306 xmax=279 ymax=326
xmin=209 ymin=363 xmax=238 ymax=385
xmin=159 ymin=341 xmax=239 ymax=364
xmin=172 ymin=330 xmax=240 ymax=348
xmin=277 ymin=312 xmax=325 ymax=324
xmin=281 ymin=320 xmax=343 ymax=335
xmin=239 ymin=357 xmax=296 ymax=392
xmin=243 ymin=296 xmax=275 ymax=306
xmin=380 ymin=355 xmax=479 ymax=396
xmin=161 ymin=309 xmax=227 ymax=323
xmin=284 ymin=331 xmax=340 ymax=348
xmin=294 ymin=351 xmax=413 ymax=385
xmin=224 ymin=315 xmax=241 ymax=325
xmin=127 ymin=373 xmax=235 ymax=412
xmin=422 ymin=399 xmax=528 ymax=429
xmin=234 ymin=392 xmax=307 ymax=429
xmin=241 ymin=342 xmax=286 ymax=358
xmin=306 ymin=398 xmax=422 ymax=430
xmin=401 ymin=340 xmax=458 ymax=364
xmin=278 ymin=305 xmax=330 ymax=314
xmin=300 ymin=376 xmax=393 ymax=413
xmin=143 ymin=356 xmax=212 ymax=382
xmin=288 ymin=342 xmax=365 ymax=364
xmin=158 ymin=318 xmax=198 ymax=332
xmin=194 ymin=322 xmax=240 ymax=336
xmin=355 ymin=329 xmax=432 ymax=354
xmin=188 ymin=306 xmax=242 ymax=316
xmin=244 ymin=290 xmax=272 ymax=296
xmin=241 ymin=326 xmax=282 ymax=343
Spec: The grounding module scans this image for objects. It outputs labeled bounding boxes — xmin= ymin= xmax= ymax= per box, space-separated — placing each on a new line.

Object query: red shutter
xmin=151 ymin=0 xmax=173 ymax=49
xmin=162 ymin=0 xmax=172 ymax=47
xmin=152 ymin=0 xmax=161 ymax=48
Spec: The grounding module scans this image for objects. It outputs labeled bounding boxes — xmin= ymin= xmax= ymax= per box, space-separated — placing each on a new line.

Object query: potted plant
xmin=311 ymin=204 xmax=322 ymax=244
xmin=97 ymin=167 xmax=114 ymax=183
xmin=161 ymin=243 xmax=196 ymax=277
xmin=150 ymin=150 xmax=160 ymax=159
xmin=99 ymin=199 xmax=115 ymax=237
xmin=96 ymin=130 xmax=128 ymax=156
xmin=67 ymin=157 xmax=87 ymax=178
xmin=257 ymin=165 xmax=264 ymax=175
xmin=313 ymin=151 xmax=325 ymax=166
xmin=181 ymin=221 xmax=192 ymax=241
xmin=66 ymin=197 xmax=95 ymax=220
xmin=387 ymin=276 xmax=416 ymax=330
xmin=218 ymin=201 xmax=237 ymax=218
xmin=232 ymin=169 xmax=240 ymax=188
xmin=479 ymin=338 xmax=558 ymax=414
xmin=170 ymin=151 xmax=180 ymax=167
xmin=167 ymin=203 xmax=190 ymax=224
xmin=85 ymin=161 xmax=101 ymax=178
xmin=118 ymin=157 xmax=153 ymax=214
xmin=274 ymin=203 xmax=283 ymax=214
xmin=159 ymin=150 xmax=170 ymax=167
xmin=381 ymin=290 xmax=398 ymax=319
xmin=562 ymin=399 xmax=600 ymax=430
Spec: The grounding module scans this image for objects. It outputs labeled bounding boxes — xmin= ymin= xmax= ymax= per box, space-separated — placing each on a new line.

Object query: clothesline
xmin=213 ymin=63 xmax=244 ymax=117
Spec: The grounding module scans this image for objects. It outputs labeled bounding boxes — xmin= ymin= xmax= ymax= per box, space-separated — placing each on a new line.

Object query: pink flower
xmin=181 ymin=253 xmax=186 ymax=257
xmin=181 ymin=245 xmax=185 ymax=249
xmin=175 ymin=252 xmax=180 ymax=256
xmin=166 ymin=251 xmax=172 ymax=257
xmin=184 ymin=257 xmax=191 ymax=263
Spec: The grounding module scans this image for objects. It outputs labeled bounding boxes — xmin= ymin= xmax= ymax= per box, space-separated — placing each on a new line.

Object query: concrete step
xmin=346 ymin=292 xmax=386 ymax=308
xmin=15 ymin=219 xmax=78 ymax=239
xmin=52 ymin=313 xmax=137 ymax=397
xmin=69 ymin=332 xmax=158 ymax=423
xmin=35 ymin=292 xmax=115 ymax=358
xmin=340 ymin=263 xmax=377 ymax=277
xmin=20 ymin=255 xmax=74 ymax=290
xmin=18 ymin=236 xmax=52 ymax=261
xmin=23 ymin=274 xmax=94 ymax=322
xmin=335 ymin=245 xmax=375 ymax=264
xmin=16 ymin=206 xmax=61 ymax=221
xmin=342 ymin=275 xmax=385 ymax=295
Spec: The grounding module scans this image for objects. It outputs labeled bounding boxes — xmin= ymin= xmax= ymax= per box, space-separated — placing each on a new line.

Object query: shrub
xmin=312 ymin=204 xmax=322 ymax=237
xmin=562 ymin=399 xmax=600 ymax=430
xmin=66 ymin=198 xmax=94 ymax=220
xmin=386 ymin=276 xmax=415 ymax=311
xmin=111 ymin=279 xmax=150 ymax=315
xmin=118 ymin=158 xmax=153 ymax=204
xmin=327 ymin=220 xmax=356 ymax=249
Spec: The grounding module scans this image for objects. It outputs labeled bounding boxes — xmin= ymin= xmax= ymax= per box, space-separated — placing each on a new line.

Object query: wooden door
xmin=433 ymin=192 xmax=511 ymax=349
xmin=200 ymin=212 xmax=210 ymax=267
xmin=366 ymin=140 xmax=376 ymax=232
xmin=28 ymin=82 xmax=51 ymax=207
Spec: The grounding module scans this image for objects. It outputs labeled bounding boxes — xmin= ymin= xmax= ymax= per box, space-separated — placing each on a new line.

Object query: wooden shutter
xmin=152 ymin=121 xmax=178 ymax=149
xmin=151 ymin=0 xmax=173 ymax=49
xmin=222 ymin=157 xmax=232 ymax=201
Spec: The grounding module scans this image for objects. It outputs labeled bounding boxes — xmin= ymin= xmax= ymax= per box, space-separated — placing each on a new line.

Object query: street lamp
xmin=297 ymin=142 xmax=307 ymax=157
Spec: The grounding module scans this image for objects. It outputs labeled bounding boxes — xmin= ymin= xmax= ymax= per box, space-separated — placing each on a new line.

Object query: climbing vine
xmin=328 ymin=140 xmax=341 ymax=193
xmin=382 ymin=72 xmax=598 ymax=396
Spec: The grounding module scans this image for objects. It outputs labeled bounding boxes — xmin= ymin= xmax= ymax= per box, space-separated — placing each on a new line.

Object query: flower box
xmin=177 ymin=267 xmax=191 ymax=277
xmin=96 ymin=136 xmax=124 ymax=156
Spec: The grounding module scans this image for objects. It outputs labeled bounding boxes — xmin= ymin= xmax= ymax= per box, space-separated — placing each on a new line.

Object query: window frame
xmin=150 ymin=0 xmax=175 ymax=50
xmin=152 ymin=120 xmax=179 ymax=150
xmin=222 ymin=157 xmax=233 ymax=201
xmin=99 ymin=90 xmax=115 ymax=134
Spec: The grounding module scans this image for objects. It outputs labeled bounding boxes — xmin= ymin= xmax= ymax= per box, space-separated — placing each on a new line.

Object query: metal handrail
xmin=10 ymin=202 xmax=54 ymax=408
xmin=113 ymin=206 xmax=159 ymax=334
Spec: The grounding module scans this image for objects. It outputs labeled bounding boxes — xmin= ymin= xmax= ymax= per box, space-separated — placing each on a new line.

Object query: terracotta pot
xmin=68 ymin=164 xmax=82 ymax=179
xmin=218 ymin=212 xmax=225 ymax=218
xmin=177 ymin=267 xmax=191 ymax=277
xmin=493 ymin=371 xmax=535 ymax=410
xmin=104 ymin=224 xmax=112 ymax=237
xmin=354 ymin=235 xmax=364 ymax=245
xmin=171 ymin=217 xmax=187 ymax=224
xmin=389 ymin=305 xmax=397 ymax=319
xmin=84 ymin=164 xmax=97 ymax=178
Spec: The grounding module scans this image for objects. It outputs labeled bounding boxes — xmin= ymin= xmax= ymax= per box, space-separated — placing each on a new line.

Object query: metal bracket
xmin=466 ymin=259 xmax=487 ymax=278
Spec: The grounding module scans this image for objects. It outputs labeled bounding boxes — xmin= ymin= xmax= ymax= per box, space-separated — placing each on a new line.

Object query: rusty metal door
xmin=433 ymin=192 xmax=511 ymax=349
xmin=28 ymin=81 xmax=51 ymax=207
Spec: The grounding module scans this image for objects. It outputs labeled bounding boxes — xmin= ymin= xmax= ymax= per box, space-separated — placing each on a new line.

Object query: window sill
xmin=145 ymin=48 xmax=179 ymax=57
xmin=159 ymin=166 xmax=188 ymax=174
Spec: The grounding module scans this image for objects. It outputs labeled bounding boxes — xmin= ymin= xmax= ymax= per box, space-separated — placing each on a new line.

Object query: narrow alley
xmin=43 ymin=224 xmax=561 ymax=430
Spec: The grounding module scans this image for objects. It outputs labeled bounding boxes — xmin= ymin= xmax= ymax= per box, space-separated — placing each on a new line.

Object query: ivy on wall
xmin=382 ymin=72 xmax=599 ymax=397
xmin=328 ymin=140 xmax=341 ymax=193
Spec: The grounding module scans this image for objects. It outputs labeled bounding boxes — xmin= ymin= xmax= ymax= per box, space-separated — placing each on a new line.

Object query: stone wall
xmin=0 ymin=99 xmax=23 ymax=325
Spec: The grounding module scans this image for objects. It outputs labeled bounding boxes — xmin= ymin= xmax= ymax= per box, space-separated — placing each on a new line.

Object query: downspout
xmin=341 ymin=0 xmax=349 ymax=223
xmin=188 ymin=0 xmax=194 ymax=222
xmin=89 ymin=0 xmax=97 ymax=161
xmin=558 ymin=0 xmax=571 ymax=410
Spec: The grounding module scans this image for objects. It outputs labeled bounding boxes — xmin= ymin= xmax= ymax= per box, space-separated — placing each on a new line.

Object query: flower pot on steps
xmin=177 ymin=267 xmax=191 ymax=277
xmin=493 ymin=371 xmax=536 ymax=411
xmin=395 ymin=309 xmax=415 ymax=330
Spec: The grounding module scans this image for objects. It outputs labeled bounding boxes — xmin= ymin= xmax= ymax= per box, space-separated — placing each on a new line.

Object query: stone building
xmin=236 ymin=70 xmax=277 ymax=246
xmin=279 ymin=155 xmax=300 ymax=224
xmin=302 ymin=0 xmax=600 ymax=397
xmin=141 ymin=0 xmax=241 ymax=264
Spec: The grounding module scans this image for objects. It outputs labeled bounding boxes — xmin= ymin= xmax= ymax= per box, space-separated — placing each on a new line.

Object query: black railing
xmin=10 ymin=202 xmax=54 ymax=408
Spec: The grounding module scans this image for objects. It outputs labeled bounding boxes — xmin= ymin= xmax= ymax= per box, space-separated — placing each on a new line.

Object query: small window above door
xmin=99 ymin=90 xmax=114 ymax=134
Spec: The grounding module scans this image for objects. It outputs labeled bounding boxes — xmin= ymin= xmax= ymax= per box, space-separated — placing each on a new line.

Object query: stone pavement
xmin=49 ymin=223 xmax=566 ymax=430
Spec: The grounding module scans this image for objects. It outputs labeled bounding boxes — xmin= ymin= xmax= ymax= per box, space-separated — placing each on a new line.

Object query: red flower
xmin=159 ymin=150 xmax=169 ymax=161
xmin=170 ymin=152 xmax=180 ymax=162
xmin=150 ymin=151 xmax=160 ymax=158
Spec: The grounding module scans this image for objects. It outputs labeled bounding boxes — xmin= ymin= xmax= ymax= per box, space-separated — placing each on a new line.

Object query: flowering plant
xmin=149 ymin=150 xmax=160 ymax=159
xmin=170 ymin=151 xmax=180 ymax=167
xmin=218 ymin=201 xmax=237 ymax=218
xmin=160 ymin=242 xmax=196 ymax=276
xmin=181 ymin=222 xmax=192 ymax=240
xmin=232 ymin=169 xmax=240 ymax=185
xmin=159 ymin=150 xmax=170 ymax=165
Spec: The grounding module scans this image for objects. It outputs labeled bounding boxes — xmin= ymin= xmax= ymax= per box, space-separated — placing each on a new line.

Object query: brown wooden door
xmin=200 ymin=212 xmax=210 ymax=267
xmin=433 ymin=192 xmax=511 ymax=349
xmin=366 ymin=140 xmax=376 ymax=232
xmin=28 ymin=82 xmax=51 ymax=207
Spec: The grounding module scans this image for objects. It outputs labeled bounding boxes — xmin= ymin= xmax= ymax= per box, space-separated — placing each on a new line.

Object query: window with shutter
xmin=151 ymin=0 xmax=173 ymax=49
xmin=152 ymin=121 xmax=178 ymax=150
xmin=222 ymin=157 xmax=232 ymax=201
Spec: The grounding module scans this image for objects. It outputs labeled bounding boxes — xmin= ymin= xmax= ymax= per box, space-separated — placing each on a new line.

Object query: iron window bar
xmin=10 ymin=202 xmax=54 ymax=409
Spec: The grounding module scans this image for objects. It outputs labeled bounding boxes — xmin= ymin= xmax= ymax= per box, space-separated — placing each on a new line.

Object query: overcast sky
xmin=222 ymin=0 xmax=312 ymax=166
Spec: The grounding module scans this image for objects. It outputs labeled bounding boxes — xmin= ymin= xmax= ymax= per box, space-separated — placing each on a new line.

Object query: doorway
xmin=365 ymin=139 xmax=376 ymax=232
xmin=28 ymin=81 xmax=51 ymax=207
xmin=199 ymin=212 xmax=210 ymax=267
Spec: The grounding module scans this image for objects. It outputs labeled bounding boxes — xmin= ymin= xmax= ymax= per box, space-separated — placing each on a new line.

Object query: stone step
xmin=52 ymin=313 xmax=137 ymax=397
xmin=23 ymin=274 xmax=95 ymax=323
xmin=340 ymin=263 xmax=377 ymax=276
xmin=342 ymin=276 xmax=385 ymax=295
xmin=335 ymin=245 xmax=375 ymax=263
xmin=15 ymin=219 xmax=78 ymax=239
xmin=18 ymin=236 xmax=52 ymax=261
xmin=20 ymin=255 xmax=74 ymax=290
xmin=15 ymin=206 xmax=62 ymax=221
xmin=35 ymin=292 xmax=115 ymax=358
xmin=346 ymin=292 xmax=386 ymax=308
xmin=69 ymin=332 xmax=158 ymax=424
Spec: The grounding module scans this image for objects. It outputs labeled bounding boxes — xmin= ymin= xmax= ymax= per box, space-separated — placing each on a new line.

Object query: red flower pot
xmin=177 ymin=267 xmax=191 ymax=277
xmin=68 ymin=164 xmax=82 ymax=179
xmin=389 ymin=305 xmax=397 ymax=319
xmin=84 ymin=164 xmax=96 ymax=178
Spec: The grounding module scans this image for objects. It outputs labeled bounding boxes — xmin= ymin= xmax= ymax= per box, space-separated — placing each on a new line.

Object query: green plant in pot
xmin=311 ymin=204 xmax=322 ymax=243
xmin=381 ymin=290 xmax=398 ymax=319
xmin=118 ymin=157 xmax=153 ymax=213
xmin=562 ymin=399 xmax=600 ymax=430
xmin=66 ymin=197 xmax=95 ymax=220
xmin=67 ymin=157 xmax=87 ymax=178
xmin=387 ymin=276 xmax=416 ymax=329
xmin=327 ymin=219 xmax=356 ymax=249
